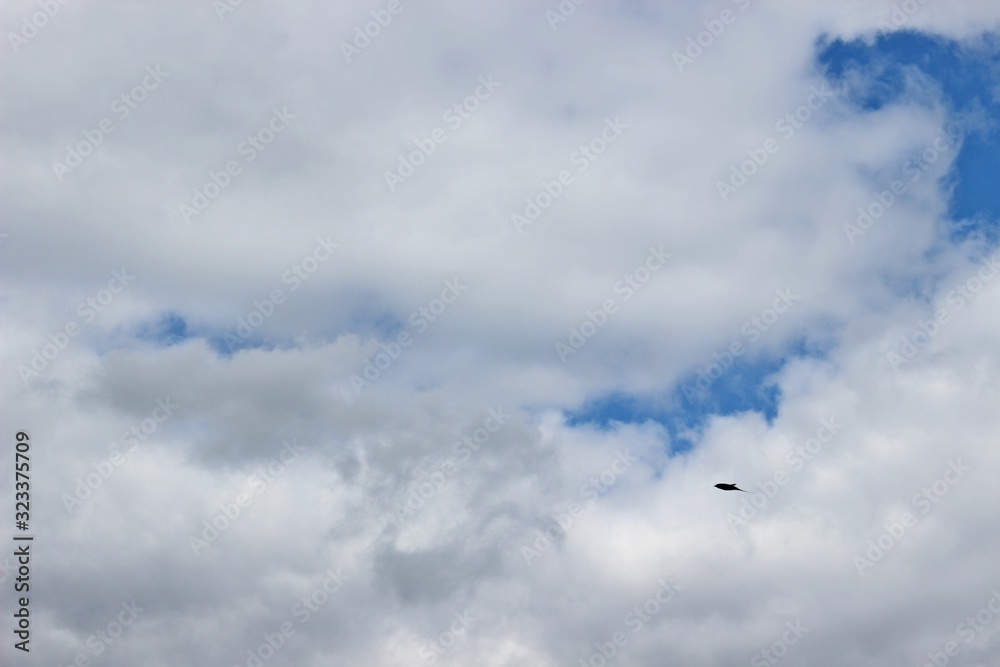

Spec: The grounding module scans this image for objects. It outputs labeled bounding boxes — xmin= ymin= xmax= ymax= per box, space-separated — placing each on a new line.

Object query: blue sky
xmin=820 ymin=31 xmax=1000 ymax=229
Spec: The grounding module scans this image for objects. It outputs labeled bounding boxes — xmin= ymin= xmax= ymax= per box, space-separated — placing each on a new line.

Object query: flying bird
xmin=714 ymin=483 xmax=748 ymax=492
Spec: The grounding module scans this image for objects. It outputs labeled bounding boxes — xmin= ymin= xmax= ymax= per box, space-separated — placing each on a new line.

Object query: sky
xmin=2 ymin=1 xmax=1000 ymax=666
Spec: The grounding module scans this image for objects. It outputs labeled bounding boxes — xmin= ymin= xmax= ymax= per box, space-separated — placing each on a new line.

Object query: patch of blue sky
xmin=566 ymin=335 xmax=833 ymax=456
xmin=365 ymin=310 xmax=409 ymax=340
xmin=127 ymin=311 xmax=266 ymax=356
xmin=206 ymin=333 xmax=275 ymax=357
xmin=134 ymin=312 xmax=193 ymax=347
xmin=567 ymin=359 xmax=766 ymax=455
xmin=126 ymin=298 xmax=410 ymax=357
xmin=566 ymin=359 xmax=779 ymax=456
xmin=325 ymin=286 xmax=412 ymax=341
xmin=818 ymin=31 xmax=1000 ymax=238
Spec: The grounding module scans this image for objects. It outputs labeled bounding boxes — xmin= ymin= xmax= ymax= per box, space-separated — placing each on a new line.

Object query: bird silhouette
xmin=714 ymin=483 xmax=748 ymax=492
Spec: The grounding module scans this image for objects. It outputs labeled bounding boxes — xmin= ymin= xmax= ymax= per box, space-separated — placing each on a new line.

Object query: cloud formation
xmin=2 ymin=1 xmax=1000 ymax=665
